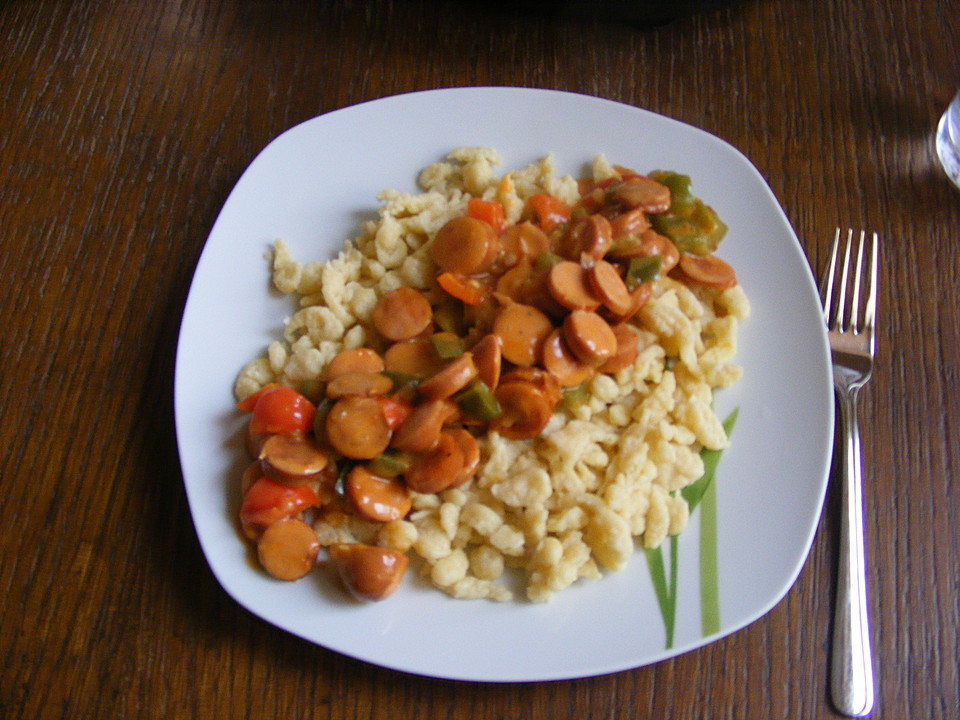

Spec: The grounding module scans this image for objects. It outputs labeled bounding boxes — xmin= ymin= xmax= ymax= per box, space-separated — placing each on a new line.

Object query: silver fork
xmin=819 ymin=228 xmax=878 ymax=717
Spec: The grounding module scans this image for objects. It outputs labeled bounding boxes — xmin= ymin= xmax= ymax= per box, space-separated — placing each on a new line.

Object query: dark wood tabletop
xmin=2 ymin=0 xmax=958 ymax=718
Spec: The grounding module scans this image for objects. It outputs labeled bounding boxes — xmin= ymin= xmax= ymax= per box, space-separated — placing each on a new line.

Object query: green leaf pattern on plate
xmin=646 ymin=408 xmax=739 ymax=648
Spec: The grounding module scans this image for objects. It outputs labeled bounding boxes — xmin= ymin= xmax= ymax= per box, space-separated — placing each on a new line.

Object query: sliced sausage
xmin=431 ymin=216 xmax=499 ymax=275
xmin=605 ymin=235 xmax=646 ymax=262
xmin=239 ymin=477 xmax=319 ymax=541
xmin=257 ymin=518 xmax=320 ymax=581
xmin=562 ymin=310 xmax=618 ymax=366
xmin=404 ymin=431 xmax=465 ymax=494
xmin=603 ymin=282 xmax=654 ymax=325
xmin=677 ymin=253 xmax=737 ymax=289
xmin=492 ymin=301 xmax=555 ymax=366
xmin=587 ymin=259 xmax=634 ymax=317
xmin=499 ymin=366 xmax=562 ymax=407
xmin=498 ymin=221 xmax=552 ymax=268
xmin=559 ymin=214 xmax=612 ymax=262
xmin=518 ymin=265 xmax=569 ymax=319
xmin=638 ymin=229 xmax=680 ymax=274
xmin=598 ymin=324 xmax=641 ymax=373
xmin=609 ymin=206 xmax=651 ymax=239
xmin=546 ymin=260 xmax=602 ymax=311
xmin=417 ymin=353 xmax=478 ymax=400
xmin=258 ymin=432 xmax=329 ymax=485
xmin=328 ymin=543 xmax=408 ymax=602
xmin=445 ymin=427 xmax=481 ymax=488
xmin=606 ymin=228 xmax=680 ymax=274
xmin=345 ymin=465 xmax=412 ymax=522
xmin=372 ymin=287 xmax=433 ymax=342
xmin=495 ymin=255 xmax=533 ymax=301
xmin=390 ymin=398 xmax=458 ymax=453
xmin=384 ymin=337 xmax=443 ymax=377
xmin=325 ymin=347 xmax=385 ymax=381
xmin=471 ymin=333 xmax=503 ymax=390
xmin=491 ymin=381 xmax=555 ymax=440
xmin=541 ymin=328 xmax=596 ymax=388
xmin=611 ymin=176 xmax=671 ymax=213
xmin=325 ymin=396 xmax=391 ymax=460
xmin=325 ymin=371 xmax=394 ymax=399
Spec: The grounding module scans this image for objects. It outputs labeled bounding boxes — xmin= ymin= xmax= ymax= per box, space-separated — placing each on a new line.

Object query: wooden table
xmin=2 ymin=1 xmax=958 ymax=717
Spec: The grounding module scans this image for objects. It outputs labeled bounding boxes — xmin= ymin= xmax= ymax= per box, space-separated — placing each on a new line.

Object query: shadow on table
xmin=453 ymin=0 xmax=749 ymax=26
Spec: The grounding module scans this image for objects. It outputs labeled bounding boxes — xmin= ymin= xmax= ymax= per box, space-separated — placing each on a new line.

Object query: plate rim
xmin=174 ymin=86 xmax=835 ymax=682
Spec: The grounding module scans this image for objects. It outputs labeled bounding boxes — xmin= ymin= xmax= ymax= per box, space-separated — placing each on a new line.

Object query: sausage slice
xmin=384 ymin=337 xmax=443 ymax=377
xmin=257 ymin=518 xmax=320 ymax=581
xmin=471 ymin=333 xmax=503 ymax=390
xmin=559 ymin=214 xmax=612 ymax=262
xmin=328 ymin=543 xmax=408 ymax=602
xmin=546 ymin=261 xmax=602 ymax=311
xmin=345 ymin=465 xmax=412 ymax=522
xmin=325 ymin=371 xmax=394 ymax=399
xmin=325 ymin=347 xmax=385 ymax=381
xmin=372 ymin=287 xmax=433 ymax=342
xmin=598 ymin=324 xmax=641 ymax=373
xmin=542 ymin=328 xmax=596 ymax=387
xmin=562 ymin=310 xmax=617 ymax=366
xmin=258 ymin=432 xmax=329 ymax=485
xmin=325 ymin=396 xmax=392 ymax=460
xmin=491 ymin=381 xmax=555 ymax=440
xmin=611 ymin=176 xmax=671 ymax=213
xmin=417 ymin=353 xmax=478 ymax=400
xmin=390 ymin=398 xmax=458 ymax=453
xmin=403 ymin=431 xmax=465 ymax=494
xmin=587 ymin=260 xmax=634 ymax=317
xmin=492 ymin=301 xmax=554 ymax=366
xmin=431 ymin=216 xmax=499 ymax=275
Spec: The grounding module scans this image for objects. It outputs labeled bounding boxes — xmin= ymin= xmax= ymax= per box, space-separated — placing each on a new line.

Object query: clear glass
xmin=936 ymin=90 xmax=960 ymax=190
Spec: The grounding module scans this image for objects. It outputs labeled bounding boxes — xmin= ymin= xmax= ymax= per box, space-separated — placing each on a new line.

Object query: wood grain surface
xmin=2 ymin=0 xmax=958 ymax=718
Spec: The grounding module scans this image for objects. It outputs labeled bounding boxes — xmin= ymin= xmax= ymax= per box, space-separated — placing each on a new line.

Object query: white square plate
xmin=174 ymin=87 xmax=834 ymax=681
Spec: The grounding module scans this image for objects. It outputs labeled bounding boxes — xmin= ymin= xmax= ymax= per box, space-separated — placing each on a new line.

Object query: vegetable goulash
xmin=234 ymin=148 xmax=750 ymax=603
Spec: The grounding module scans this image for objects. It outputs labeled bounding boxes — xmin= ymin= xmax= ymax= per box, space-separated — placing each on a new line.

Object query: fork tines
xmin=820 ymin=228 xmax=879 ymax=338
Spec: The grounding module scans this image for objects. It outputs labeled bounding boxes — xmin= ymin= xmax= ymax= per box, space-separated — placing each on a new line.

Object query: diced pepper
xmin=689 ymin=202 xmax=728 ymax=249
xmin=367 ymin=449 xmax=413 ymax=478
xmin=560 ymin=383 xmax=589 ymax=412
xmin=376 ymin=395 xmax=413 ymax=431
xmin=625 ymin=255 xmax=662 ymax=288
xmin=528 ymin=193 xmax=571 ymax=232
xmin=247 ymin=385 xmax=316 ymax=436
xmin=649 ymin=170 xmax=695 ymax=213
xmin=533 ymin=251 xmax=563 ymax=272
xmin=651 ymin=200 xmax=728 ymax=256
xmin=432 ymin=298 xmax=465 ymax=335
xmin=240 ymin=476 xmax=319 ymax=530
xmin=467 ymin=198 xmax=505 ymax=234
xmin=429 ymin=332 xmax=465 ymax=360
xmin=454 ymin=379 xmax=502 ymax=422
xmin=235 ymin=383 xmax=280 ymax=412
xmin=645 ymin=166 xmax=727 ymax=256
xmin=437 ymin=271 xmax=488 ymax=305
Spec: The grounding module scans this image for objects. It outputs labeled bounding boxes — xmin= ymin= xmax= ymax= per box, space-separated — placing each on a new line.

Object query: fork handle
xmin=830 ymin=387 xmax=876 ymax=716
